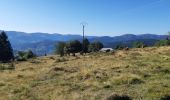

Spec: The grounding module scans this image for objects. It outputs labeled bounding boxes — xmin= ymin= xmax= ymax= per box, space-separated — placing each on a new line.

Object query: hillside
xmin=0 ymin=47 xmax=170 ymax=100
xmin=3 ymin=31 xmax=167 ymax=55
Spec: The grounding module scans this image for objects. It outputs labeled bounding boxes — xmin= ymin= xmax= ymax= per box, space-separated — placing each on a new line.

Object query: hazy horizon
xmin=2 ymin=29 xmax=167 ymax=37
xmin=1 ymin=0 xmax=170 ymax=36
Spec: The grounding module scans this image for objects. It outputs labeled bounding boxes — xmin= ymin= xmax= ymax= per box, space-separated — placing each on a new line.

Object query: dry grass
xmin=0 ymin=47 xmax=170 ymax=100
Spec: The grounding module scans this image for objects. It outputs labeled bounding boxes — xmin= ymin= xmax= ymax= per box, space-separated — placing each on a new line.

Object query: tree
xmin=55 ymin=42 xmax=66 ymax=57
xmin=0 ymin=31 xmax=14 ymax=62
xmin=133 ymin=42 xmax=146 ymax=48
xmin=88 ymin=41 xmax=103 ymax=52
xmin=155 ymin=31 xmax=170 ymax=47
xmin=82 ymin=38 xmax=90 ymax=53
xmin=155 ymin=40 xmax=170 ymax=47
xmin=65 ymin=40 xmax=82 ymax=56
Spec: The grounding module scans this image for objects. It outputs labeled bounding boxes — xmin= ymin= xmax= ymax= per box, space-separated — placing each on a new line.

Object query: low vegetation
xmin=0 ymin=46 xmax=170 ymax=100
xmin=16 ymin=50 xmax=36 ymax=61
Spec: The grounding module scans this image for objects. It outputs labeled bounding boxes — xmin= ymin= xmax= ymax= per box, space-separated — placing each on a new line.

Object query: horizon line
xmin=1 ymin=29 xmax=167 ymax=37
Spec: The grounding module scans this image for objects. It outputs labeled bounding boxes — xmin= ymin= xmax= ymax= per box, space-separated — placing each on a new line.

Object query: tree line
xmin=0 ymin=31 xmax=104 ymax=62
xmin=1 ymin=30 xmax=170 ymax=62
xmin=55 ymin=39 xmax=104 ymax=57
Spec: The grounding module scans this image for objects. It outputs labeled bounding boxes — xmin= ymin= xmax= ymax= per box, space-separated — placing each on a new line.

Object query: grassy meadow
xmin=0 ymin=47 xmax=170 ymax=100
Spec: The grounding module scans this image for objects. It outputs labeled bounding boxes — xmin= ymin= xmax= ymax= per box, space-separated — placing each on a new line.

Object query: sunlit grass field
xmin=0 ymin=47 xmax=170 ymax=100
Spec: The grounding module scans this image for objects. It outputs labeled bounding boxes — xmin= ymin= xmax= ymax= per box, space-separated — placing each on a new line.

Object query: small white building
xmin=100 ymin=48 xmax=114 ymax=52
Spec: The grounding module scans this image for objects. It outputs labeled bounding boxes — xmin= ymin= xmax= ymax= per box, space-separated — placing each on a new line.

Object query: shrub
xmin=0 ymin=64 xmax=5 ymax=70
xmin=16 ymin=50 xmax=36 ymax=61
xmin=54 ymin=41 xmax=66 ymax=57
xmin=0 ymin=63 xmax=15 ymax=70
xmin=16 ymin=51 xmax=27 ymax=61
xmin=26 ymin=50 xmax=36 ymax=59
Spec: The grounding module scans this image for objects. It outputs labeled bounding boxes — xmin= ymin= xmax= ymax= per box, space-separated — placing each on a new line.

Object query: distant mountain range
xmin=3 ymin=31 xmax=167 ymax=55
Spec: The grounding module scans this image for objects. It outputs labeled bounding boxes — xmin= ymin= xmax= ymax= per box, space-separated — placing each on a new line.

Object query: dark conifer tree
xmin=0 ymin=31 xmax=14 ymax=62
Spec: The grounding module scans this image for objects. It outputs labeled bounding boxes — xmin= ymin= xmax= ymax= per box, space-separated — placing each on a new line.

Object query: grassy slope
xmin=0 ymin=47 xmax=170 ymax=100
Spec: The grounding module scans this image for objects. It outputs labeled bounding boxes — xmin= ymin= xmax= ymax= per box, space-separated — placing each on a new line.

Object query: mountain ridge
xmin=1 ymin=30 xmax=167 ymax=55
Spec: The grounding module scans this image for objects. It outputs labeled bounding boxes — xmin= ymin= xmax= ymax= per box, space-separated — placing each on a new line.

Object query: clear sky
xmin=0 ymin=0 xmax=170 ymax=36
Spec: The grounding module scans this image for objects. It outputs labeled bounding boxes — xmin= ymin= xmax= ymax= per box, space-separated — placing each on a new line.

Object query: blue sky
xmin=0 ymin=0 xmax=170 ymax=36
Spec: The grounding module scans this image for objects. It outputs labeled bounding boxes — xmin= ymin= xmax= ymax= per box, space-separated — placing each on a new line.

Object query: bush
xmin=26 ymin=50 xmax=36 ymax=59
xmin=0 ymin=64 xmax=5 ymax=70
xmin=16 ymin=51 xmax=27 ymax=61
xmin=54 ymin=41 xmax=66 ymax=57
xmin=0 ymin=63 xmax=15 ymax=71
xmin=16 ymin=50 xmax=36 ymax=61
